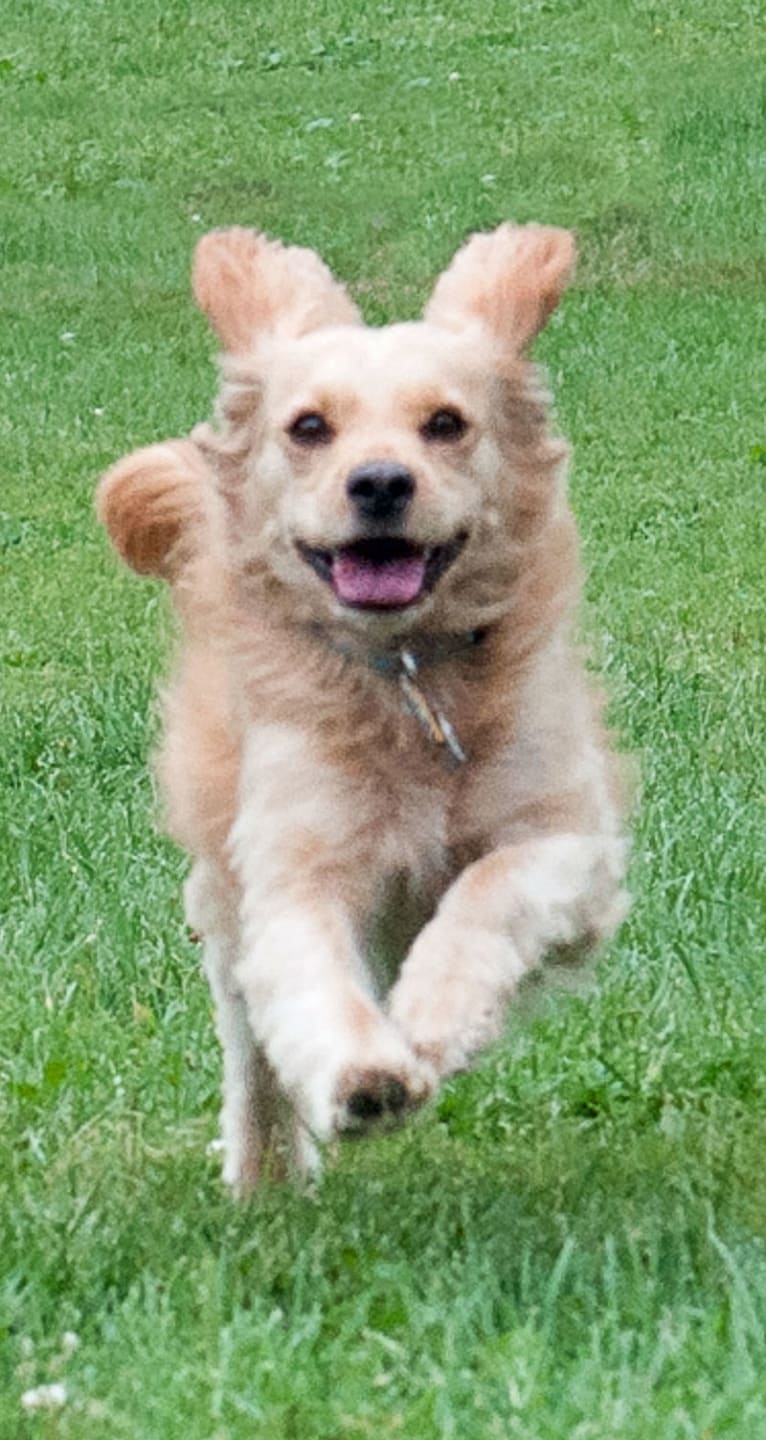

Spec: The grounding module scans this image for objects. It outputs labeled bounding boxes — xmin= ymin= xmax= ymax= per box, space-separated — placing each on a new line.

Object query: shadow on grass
xmin=6 ymin=1095 xmax=766 ymax=1356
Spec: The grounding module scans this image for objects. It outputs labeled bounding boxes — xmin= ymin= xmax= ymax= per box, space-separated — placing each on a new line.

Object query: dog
xmin=97 ymin=223 xmax=629 ymax=1192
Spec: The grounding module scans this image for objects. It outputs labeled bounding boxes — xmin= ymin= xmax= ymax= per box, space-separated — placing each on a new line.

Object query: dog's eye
xmin=421 ymin=408 xmax=468 ymax=443
xmin=288 ymin=412 xmax=334 ymax=447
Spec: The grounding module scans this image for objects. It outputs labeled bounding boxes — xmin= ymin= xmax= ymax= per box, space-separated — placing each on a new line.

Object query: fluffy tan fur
xmin=97 ymin=223 xmax=628 ymax=1191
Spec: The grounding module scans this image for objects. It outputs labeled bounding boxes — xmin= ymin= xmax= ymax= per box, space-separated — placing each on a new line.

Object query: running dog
xmin=97 ymin=223 xmax=628 ymax=1191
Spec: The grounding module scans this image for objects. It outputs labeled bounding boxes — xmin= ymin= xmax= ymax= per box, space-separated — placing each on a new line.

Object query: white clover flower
xmin=21 ymin=1384 xmax=68 ymax=1412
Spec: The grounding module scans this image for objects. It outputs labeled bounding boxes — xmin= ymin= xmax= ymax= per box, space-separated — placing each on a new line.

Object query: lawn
xmin=2 ymin=0 xmax=765 ymax=1434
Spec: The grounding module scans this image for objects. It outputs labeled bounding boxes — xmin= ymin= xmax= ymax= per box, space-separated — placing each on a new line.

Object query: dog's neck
xmin=309 ymin=622 xmax=488 ymax=767
xmin=310 ymin=622 xmax=487 ymax=670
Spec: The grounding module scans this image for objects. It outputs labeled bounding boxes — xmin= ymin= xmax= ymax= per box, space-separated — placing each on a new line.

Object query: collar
xmin=366 ymin=627 xmax=487 ymax=676
xmin=314 ymin=625 xmax=487 ymax=767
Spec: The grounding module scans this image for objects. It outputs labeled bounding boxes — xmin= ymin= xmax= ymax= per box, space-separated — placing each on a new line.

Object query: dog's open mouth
xmin=298 ymin=534 xmax=466 ymax=609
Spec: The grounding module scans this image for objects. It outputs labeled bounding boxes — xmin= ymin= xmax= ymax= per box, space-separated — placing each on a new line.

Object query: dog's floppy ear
xmin=192 ymin=226 xmax=361 ymax=353
xmin=96 ymin=433 xmax=211 ymax=580
xmin=425 ymin=223 xmax=575 ymax=351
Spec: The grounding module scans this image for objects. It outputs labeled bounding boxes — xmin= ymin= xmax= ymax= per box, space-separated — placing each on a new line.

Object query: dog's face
xmin=243 ymin=321 xmax=504 ymax=627
xmin=195 ymin=225 xmax=575 ymax=636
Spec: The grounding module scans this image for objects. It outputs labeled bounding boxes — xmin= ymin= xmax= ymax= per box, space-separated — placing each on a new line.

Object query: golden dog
xmin=98 ymin=223 xmax=628 ymax=1192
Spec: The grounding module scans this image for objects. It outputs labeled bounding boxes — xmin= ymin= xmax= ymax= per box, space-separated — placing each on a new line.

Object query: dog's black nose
xmin=346 ymin=462 xmax=415 ymax=522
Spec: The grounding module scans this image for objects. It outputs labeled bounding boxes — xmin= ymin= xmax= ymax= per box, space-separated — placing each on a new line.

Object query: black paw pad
xmin=338 ymin=1071 xmax=414 ymax=1135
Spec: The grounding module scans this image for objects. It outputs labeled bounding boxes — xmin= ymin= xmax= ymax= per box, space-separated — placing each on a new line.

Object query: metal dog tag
xmin=398 ymin=648 xmax=468 ymax=766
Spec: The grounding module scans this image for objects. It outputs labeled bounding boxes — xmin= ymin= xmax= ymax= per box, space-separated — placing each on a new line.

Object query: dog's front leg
xmin=230 ymin=727 xmax=435 ymax=1141
xmin=389 ymin=832 xmax=628 ymax=1077
xmin=233 ymin=899 xmax=434 ymax=1140
xmin=185 ymin=860 xmax=302 ymax=1194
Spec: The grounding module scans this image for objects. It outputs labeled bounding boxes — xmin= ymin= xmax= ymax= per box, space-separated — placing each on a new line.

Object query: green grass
xmin=2 ymin=0 xmax=766 ymax=1434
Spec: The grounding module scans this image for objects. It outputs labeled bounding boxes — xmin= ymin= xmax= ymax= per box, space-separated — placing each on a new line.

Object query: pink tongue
xmin=332 ymin=550 xmax=426 ymax=607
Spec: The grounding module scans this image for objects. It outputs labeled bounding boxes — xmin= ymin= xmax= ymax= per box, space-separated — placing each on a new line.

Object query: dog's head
xmin=145 ymin=224 xmax=576 ymax=636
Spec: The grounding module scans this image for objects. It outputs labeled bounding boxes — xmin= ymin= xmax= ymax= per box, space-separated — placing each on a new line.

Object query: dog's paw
xmin=390 ymin=984 xmax=502 ymax=1079
xmin=388 ymin=922 xmax=510 ymax=1079
xmin=388 ymin=1017 xmax=474 ymax=1081
xmin=333 ymin=1058 xmax=435 ymax=1137
xmin=274 ymin=1006 xmax=437 ymax=1142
